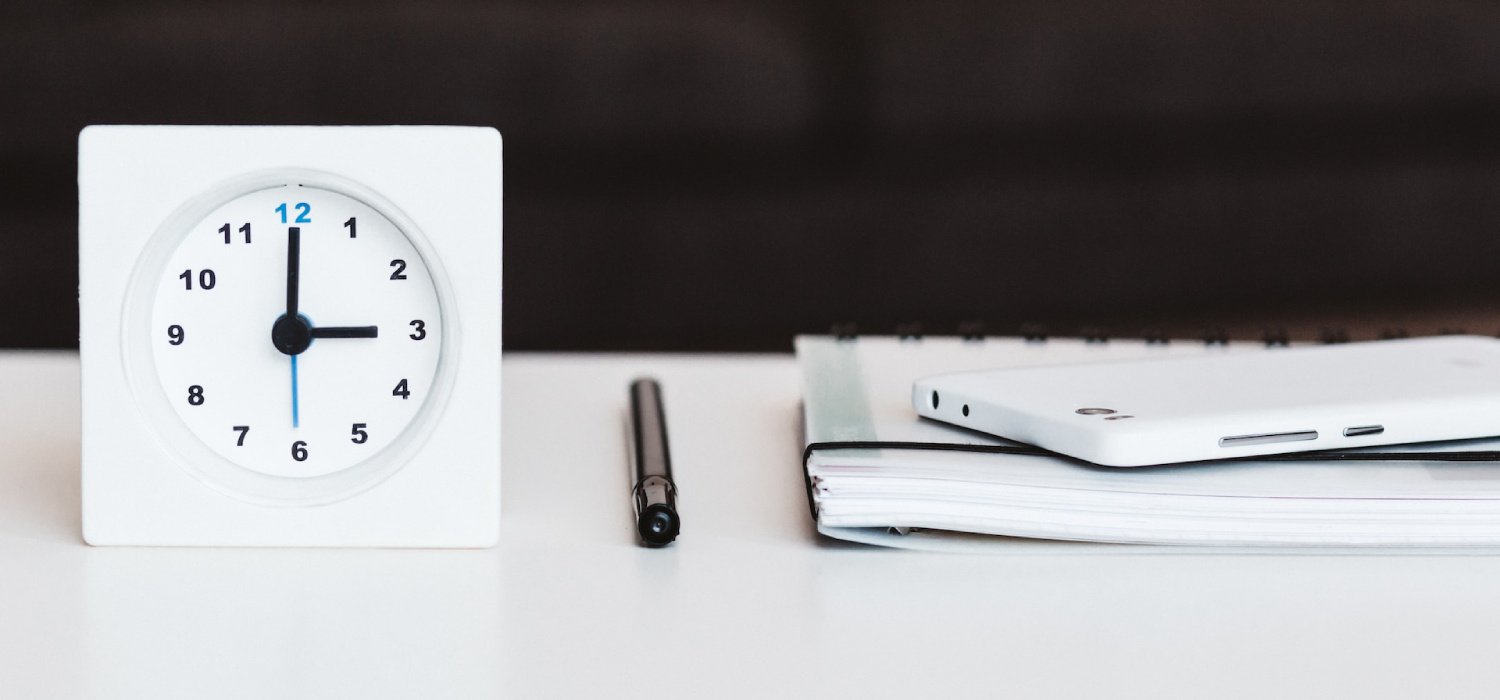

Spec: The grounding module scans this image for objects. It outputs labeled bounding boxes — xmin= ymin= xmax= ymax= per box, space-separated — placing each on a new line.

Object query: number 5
xmin=351 ymin=423 xmax=368 ymax=444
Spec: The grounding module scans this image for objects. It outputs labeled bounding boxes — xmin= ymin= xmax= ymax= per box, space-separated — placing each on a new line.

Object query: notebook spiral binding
xmin=822 ymin=322 xmax=1470 ymax=347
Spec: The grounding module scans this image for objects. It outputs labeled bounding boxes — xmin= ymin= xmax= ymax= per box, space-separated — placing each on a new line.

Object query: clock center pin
xmin=271 ymin=314 xmax=314 ymax=355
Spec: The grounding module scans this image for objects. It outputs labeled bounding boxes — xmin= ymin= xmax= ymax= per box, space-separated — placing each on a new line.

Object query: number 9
xmin=167 ymin=325 xmax=185 ymax=345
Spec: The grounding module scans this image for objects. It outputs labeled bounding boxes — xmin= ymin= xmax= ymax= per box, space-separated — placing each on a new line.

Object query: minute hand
xmin=286 ymin=226 xmax=300 ymax=318
xmin=310 ymin=325 xmax=379 ymax=339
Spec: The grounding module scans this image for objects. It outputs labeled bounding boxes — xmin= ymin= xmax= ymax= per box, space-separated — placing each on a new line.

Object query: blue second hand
xmin=291 ymin=354 xmax=300 ymax=429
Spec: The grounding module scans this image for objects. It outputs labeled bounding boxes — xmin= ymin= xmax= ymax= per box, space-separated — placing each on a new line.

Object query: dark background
xmin=9 ymin=1 xmax=1500 ymax=350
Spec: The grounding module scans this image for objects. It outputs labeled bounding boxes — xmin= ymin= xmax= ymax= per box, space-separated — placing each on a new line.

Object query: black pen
xmin=629 ymin=378 xmax=681 ymax=546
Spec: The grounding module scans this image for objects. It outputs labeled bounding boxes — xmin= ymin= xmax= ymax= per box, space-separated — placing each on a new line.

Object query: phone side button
xmin=1343 ymin=425 xmax=1385 ymax=437
xmin=1219 ymin=431 xmax=1319 ymax=447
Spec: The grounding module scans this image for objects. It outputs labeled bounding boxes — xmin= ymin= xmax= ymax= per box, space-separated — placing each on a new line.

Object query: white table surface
xmin=6 ymin=350 xmax=1500 ymax=698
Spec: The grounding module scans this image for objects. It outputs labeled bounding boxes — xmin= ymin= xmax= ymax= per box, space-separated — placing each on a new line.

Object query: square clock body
xmin=79 ymin=126 xmax=502 ymax=547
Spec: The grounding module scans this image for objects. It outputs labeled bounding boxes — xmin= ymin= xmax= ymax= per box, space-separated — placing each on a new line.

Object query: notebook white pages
xmin=797 ymin=334 xmax=1500 ymax=549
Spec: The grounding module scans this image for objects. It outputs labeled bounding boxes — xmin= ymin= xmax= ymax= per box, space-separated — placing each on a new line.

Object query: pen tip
xmin=637 ymin=505 xmax=680 ymax=546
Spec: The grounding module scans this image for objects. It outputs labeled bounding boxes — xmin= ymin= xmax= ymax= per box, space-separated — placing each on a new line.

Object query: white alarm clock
xmin=79 ymin=126 xmax=501 ymax=547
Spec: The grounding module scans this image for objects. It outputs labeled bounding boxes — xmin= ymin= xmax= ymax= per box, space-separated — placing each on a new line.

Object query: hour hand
xmin=310 ymin=325 xmax=379 ymax=339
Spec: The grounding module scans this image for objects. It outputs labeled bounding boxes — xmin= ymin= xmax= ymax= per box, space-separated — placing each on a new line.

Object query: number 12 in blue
xmin=276 ymin=202 xmax=312 ymax=224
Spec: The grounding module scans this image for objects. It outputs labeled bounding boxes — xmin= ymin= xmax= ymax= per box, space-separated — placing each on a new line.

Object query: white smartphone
xmin=912 ymin=335 xmax=1500 ymax=467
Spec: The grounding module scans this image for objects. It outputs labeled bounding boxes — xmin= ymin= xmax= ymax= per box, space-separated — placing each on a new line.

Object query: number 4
xmin=392 ymin=379 xmax=410 ymax=400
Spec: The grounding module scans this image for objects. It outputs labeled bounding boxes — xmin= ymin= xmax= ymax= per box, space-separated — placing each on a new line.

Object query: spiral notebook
xmin=797 ymin=333 xmax=1500 ymax=550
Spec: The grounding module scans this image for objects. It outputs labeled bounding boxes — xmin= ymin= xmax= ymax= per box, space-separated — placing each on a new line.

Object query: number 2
xmin=276 ymin=202 xmax=312 ymax=224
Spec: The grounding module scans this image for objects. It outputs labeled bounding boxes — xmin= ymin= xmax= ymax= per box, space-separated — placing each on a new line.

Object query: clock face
xmin=147 ymin=182 xmax=443 ymax=480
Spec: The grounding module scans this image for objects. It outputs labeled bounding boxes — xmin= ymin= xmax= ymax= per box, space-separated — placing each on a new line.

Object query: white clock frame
xmin=79 ymin=125 xmax=502 ymax=547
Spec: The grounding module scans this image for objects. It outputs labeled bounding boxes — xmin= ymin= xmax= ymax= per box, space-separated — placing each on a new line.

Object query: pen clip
xmin=633 ymin=475 xmax=677 ymax=514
